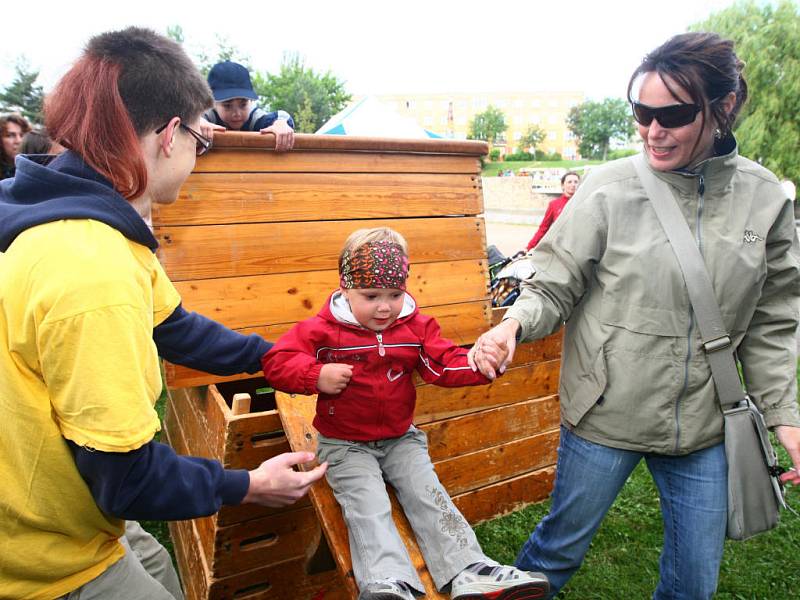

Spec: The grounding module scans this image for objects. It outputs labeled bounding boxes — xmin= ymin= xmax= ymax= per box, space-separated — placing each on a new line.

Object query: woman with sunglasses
xmin=0 ymin=28 xmax=326 ymax=600
xmin=470 ymin=31 xmax=800 ymax=598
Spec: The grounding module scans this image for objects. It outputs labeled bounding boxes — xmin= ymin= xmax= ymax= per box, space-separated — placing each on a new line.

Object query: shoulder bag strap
xmin=632 ymin=154 xmax=746 ymax=410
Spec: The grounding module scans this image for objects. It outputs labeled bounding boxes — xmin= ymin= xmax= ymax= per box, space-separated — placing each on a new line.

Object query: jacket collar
xmin=647 ymin=135 xmax=738 ymax=197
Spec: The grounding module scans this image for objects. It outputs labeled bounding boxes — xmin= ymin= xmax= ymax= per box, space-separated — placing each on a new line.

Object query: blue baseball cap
xmin=207 ymin=61 xmax=258 ymax=102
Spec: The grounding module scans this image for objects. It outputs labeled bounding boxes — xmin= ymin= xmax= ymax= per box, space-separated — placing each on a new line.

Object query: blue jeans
xmin=516 ymin=427 xmax=727 ymax=599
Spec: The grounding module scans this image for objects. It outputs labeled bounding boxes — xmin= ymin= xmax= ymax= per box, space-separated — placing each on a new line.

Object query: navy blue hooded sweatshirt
xmin=0 ymin=152 xmax=273 ymax=519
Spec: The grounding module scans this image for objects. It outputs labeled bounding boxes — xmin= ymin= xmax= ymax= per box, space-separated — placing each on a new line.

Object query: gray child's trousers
xmin=317 ymin=426 xmax=486 ymax=593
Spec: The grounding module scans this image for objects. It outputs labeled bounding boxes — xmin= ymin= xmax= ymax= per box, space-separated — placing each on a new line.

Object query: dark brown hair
xmin=20 ymin=128 xmax=54 ymax=154
xmin=0 ymin=113 xmax=31 ymax=168
xmin=627 ymin=32 xmax=748 ymax=138
xmin=560 ymin=171 xmax=580 ymax=185
xmin=45 ymin=27 xmax=212 ymax=199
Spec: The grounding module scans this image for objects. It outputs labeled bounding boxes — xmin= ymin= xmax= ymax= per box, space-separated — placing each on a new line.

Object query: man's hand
xmin=260 ymin=119 xmax=295 ymax=151
xmin=317 ymin=363 xmax=353 ymax=394
xmin=243 ymin=452 xmax=327 ymax=507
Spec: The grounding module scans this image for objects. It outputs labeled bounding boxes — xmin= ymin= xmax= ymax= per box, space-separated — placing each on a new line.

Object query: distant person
xmin=525 ymin=171 xmax=580 ymax=250
xmin=19 ymin=127 xmax=65 ymax=155
xmin=200 ymin=61 xmax=295 ymax=151
xmin=0 ymin=113 xmax=31 ymax=180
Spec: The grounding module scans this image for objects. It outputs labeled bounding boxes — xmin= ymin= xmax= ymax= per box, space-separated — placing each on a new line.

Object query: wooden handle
xmin=231 ymin=393 xmax=251 ymax=415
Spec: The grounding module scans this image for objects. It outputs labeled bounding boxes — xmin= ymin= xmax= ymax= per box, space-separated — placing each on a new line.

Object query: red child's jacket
xmin=261 ymin=291 xmax=491 ymax=441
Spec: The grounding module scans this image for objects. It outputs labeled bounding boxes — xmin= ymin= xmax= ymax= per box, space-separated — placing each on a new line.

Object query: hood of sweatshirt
xmin=0 ymin=151 xmax=157 ymax=252
xmin=325 ymin=289 xmax=417 ymax=329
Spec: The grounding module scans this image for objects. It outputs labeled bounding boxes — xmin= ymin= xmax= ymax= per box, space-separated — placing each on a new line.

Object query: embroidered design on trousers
xmin=426 ymin=485 xmax=468 ymax=549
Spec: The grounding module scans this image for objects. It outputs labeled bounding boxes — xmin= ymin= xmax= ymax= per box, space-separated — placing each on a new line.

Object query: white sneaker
xmin=450 ymin=561 xmax=549 ymax=599
xmin=358 ymin=578 xmax=416 ymax=600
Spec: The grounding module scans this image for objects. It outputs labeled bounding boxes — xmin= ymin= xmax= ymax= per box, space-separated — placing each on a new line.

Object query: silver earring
xmin=714 ymin=128 xmax=723 ymax=139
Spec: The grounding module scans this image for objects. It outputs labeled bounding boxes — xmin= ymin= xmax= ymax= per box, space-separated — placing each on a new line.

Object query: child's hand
xmin=260 ymin=119 xmax=295 ymax=151
xmin=198 ymin=117 xmax=226 ymax=140
xmin=468 ymin=319 xmax=519 ymax=380
xmin=317 ymin=363 xmax=353 ymax=394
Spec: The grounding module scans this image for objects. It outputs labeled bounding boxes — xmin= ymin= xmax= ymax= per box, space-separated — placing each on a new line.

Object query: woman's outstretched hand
xmin=776 ymin=425 xmax=800 ymax=486
xmin=468 ymin=318 xmax=521 ymax=380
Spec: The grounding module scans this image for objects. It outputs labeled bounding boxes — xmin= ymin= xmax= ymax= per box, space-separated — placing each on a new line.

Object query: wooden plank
xmin=156 ymin=217 xmax=485 ymax=281
xmin=168 ymin=518 xmax=207 ymax=600
xmin=164 ymin=300 xmax=492 ymax=389
xmin=414 ymin=359 xmax=561 ymax=424
xmin=170 ymin=516 xmax=346 ymax=600
xmin=275 ymin=393 xmax=447 ymax=600
xmin=153 ymin=172 xmax=483 ymax=226
xmin=420 ymin=395 xmax=560 ymax=462
xmin=209 ymin=507 xmax=321 ymax=575
xmin=453 ymin=466 xmax=557 ymax=525
xmin=194 ymin=149 xmax=481 ymax=175
xmin=209 ymin=131 xmax=488 ymax=156
xmin=433 ymin=429 xmax=560 ymax=497
xmin=173 ymin=260 xmax=489 ymax=331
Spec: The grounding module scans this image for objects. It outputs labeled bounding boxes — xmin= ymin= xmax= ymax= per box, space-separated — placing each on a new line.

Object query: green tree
xmin=0 ymin=60 xmax=44 ymax=123
xmin=252 ymin=53 xmax=351 ymax=133
xmin=195 ymin=35 xmax=252 ymax=77
xmin=567 ymin=98 xmax=634 ymax=160
xmin=692 ymin=0 xmax=800 ymax=183
xmin=165 ymin=24 xmax=184 ymax=44
xmin=467 ymin=105 xmax=507 ymax=144
xmin=519 ymin=124 xmax=546 ymax=159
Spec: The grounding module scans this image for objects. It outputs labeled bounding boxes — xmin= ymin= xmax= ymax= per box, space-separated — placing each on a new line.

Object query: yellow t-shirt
xmin=0 ymin=219 xmax=181 ymax=599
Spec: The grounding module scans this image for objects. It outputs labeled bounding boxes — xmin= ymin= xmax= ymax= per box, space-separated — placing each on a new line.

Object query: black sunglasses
xmin=630 ymin=101 xmax=703 ymax=129
xmin=155 ymin=122 xmax=212 ymax=156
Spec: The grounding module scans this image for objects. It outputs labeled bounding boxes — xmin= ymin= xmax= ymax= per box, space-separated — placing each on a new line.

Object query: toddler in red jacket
xmin=261 ymin=227 xmax=549 ymax=600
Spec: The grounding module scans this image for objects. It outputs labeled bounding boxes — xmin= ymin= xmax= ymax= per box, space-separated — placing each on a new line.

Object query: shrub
xmin=489 ymin=148 xmax=502 ymax=162
xmin=504 ymin=151 xmax=534 ymax=161
xmin=608 ymin=148 xmax=638 ymax=160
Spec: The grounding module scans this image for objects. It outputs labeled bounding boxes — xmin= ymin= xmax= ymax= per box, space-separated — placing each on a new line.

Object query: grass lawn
xmin=145 ymin=378 xmax=800 ymax=598
xmin=482 ymin=159 xmax=602 ymax=177
xmin=474 ymin=444 xmax=800 ymax=599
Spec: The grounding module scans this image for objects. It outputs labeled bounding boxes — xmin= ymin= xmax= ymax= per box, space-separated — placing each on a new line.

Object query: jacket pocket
xmin=561 ymin=346 xmax=607 ymax=427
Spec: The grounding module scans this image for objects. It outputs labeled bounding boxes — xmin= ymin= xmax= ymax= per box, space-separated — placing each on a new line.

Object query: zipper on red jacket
xmin=376 ymin=332 xmax=386 ymax=356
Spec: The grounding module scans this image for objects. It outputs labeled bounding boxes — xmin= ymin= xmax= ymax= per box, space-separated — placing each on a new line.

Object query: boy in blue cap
xmin=200 ymin=61 xmax=295 ymax=151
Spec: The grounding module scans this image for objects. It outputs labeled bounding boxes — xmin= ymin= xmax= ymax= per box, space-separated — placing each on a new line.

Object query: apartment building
xmin=376 ymin=90 xmax=585 ymax=158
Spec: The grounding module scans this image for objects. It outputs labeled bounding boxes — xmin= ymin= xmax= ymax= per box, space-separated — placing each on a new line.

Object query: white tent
xmin=316 ymin=96 xmax=442 ymax=139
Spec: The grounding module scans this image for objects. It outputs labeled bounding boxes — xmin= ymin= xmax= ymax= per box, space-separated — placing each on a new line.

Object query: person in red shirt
xmin=262 ymin=227 xmax=549 ymax=600
xmin=526 ymin=171 xmax=581 ymax=250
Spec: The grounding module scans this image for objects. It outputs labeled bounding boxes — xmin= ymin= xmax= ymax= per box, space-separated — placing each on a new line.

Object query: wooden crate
xmin=155 ymin=133 xmax=561 ymax=599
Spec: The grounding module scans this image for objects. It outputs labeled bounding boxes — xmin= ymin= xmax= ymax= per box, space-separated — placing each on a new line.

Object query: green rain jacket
xmin=506 ymin=143 xmax=800 ymax=454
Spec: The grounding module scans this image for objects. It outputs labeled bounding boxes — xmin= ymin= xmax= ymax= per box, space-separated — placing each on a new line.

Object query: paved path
xmin=485 ymin=221 xmax=536 ymax=258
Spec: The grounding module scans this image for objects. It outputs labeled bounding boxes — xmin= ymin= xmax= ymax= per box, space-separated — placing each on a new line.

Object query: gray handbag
xmin=633 ymin=155 xmax=787 ymax=540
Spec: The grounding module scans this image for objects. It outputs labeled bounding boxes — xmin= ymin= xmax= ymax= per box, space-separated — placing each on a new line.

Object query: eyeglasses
xmin=630 ymin=101 xmax=703 ymax=129
xmin=155 ymin=122 xmax=212 ymax=156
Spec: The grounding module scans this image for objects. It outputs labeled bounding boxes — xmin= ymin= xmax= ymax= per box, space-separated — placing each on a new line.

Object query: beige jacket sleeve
xmin=505 ymin=176 xmax=608 ymax=341
xmin=738 ymin=198 xmax=800 ymax=428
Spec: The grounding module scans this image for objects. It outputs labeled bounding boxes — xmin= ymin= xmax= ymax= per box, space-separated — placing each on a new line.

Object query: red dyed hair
xmin=44 ymin=27 xmax=212 ymax=200
xmin=46 ymin=56 xmax=145 ymax=198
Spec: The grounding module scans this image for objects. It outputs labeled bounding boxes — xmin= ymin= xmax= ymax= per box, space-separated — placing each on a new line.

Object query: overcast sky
xmin=2 ymin=0 xmax=738 ymax=102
